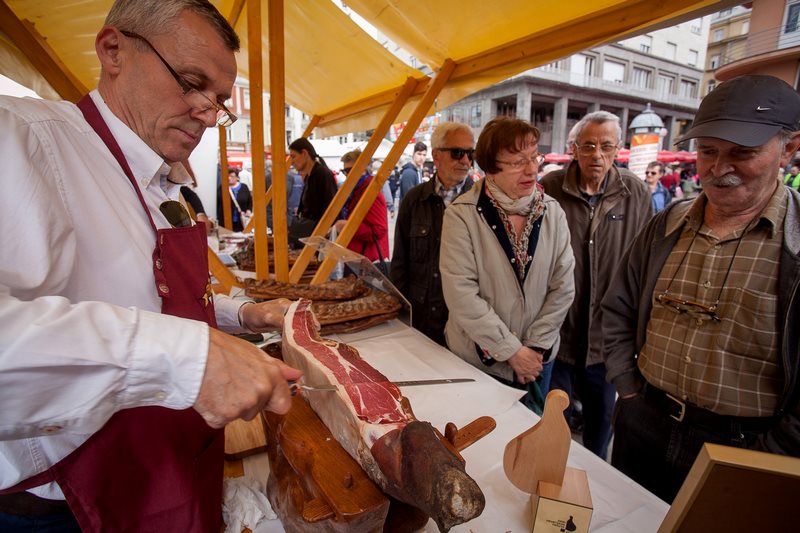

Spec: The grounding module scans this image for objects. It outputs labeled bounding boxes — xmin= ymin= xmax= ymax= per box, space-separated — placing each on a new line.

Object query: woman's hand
xmin=508 ymin=346 xmax=544 ymax=384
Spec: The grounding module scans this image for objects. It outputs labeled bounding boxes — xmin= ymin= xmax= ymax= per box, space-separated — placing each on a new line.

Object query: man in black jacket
xmin=398 ymin=141 xmax=428 ymax=204
xmin=390 ymin=124 xmax=474 ymax=346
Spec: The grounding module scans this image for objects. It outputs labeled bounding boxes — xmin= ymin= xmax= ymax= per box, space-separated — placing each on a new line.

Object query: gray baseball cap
xmin=677 ymin=75 xmax=800 ymax=147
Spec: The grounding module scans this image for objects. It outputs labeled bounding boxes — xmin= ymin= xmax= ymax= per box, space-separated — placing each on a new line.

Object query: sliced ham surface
xmin=282 ymin=299 xmax=485 ymax=532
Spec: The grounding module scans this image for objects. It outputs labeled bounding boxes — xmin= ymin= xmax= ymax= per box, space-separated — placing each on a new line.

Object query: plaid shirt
xmin=640 ymin=183 xmax=786 ymax=417
xmin=435 ymin=175 xmax=470 ymax=207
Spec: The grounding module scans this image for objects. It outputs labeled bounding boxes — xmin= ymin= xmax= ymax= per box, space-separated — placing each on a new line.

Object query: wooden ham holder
xmin=262 ymin=393 xmax=495 ymax=532
xmin=503 ymin=390 xmax=593 ymax=533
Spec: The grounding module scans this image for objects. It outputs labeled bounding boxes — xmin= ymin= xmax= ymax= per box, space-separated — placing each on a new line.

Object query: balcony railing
xmin=719 ymin=24 xmax=800 ymax=66
xmin=517 ymin=67 xmax=700 ymax=108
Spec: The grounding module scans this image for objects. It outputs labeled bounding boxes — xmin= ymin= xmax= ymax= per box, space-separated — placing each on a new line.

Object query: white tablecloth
xmin=247 ymin=320 xmax=668 ymax=532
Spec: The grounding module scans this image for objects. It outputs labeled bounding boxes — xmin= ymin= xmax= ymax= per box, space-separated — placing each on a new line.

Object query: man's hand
xmin=333 ymin=219 xmax=347 ymax=233
xmin=508 ymin=346 xmax=544 ymax=384
xmin=194 ymin=328 xmax=303 ymax=428
xmin=240 ymin=298 xmax=291 ymax=332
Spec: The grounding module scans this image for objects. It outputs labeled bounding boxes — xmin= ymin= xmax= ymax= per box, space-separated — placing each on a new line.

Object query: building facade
xmin=714 ymin=0 xmax=800 ymax=88
xmin=702 ymin=6 xmax=752 ymax=96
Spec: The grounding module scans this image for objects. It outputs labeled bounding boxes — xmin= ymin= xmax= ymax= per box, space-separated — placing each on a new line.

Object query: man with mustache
xmin=603 ymin=75 xmax=800 ymax=503
xmin=0 ymin=1 xmax=300 ymax=529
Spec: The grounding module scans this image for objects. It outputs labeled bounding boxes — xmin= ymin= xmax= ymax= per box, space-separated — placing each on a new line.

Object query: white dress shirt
xmin=0 ymin=91 xmax=241 ymax=498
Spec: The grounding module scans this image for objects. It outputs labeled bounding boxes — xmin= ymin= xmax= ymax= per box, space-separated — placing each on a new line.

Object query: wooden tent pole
xmin=310 ymin=60 xmax=456 ymax=283
xmin=268 ymin=0 xmax=289 ymax=281
xmin=247 ymin=0 xmax=270 ymax=280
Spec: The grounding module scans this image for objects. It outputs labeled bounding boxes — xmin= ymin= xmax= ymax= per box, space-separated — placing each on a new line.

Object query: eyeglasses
xmin=120 ymin=30 xmax=237 ymax=128
xmin=495 ymin=153 xmax=544 ymax=170
xmin=655 ymin=230 xmax=745 ymax=326
xmin=159 ymin=200 xmax=193 ymax=228
xmin=656 ymin=293 xmax=721 ymax=324
xmin=645 ymin=171 xmax=660 ymax=176
xmin=575 ymin=142 xmax=619 ymax=155
xmin=341 ymin=167 xmax=353 ymax=174
xmin=438 ymin=147 xmax=475 ymax=161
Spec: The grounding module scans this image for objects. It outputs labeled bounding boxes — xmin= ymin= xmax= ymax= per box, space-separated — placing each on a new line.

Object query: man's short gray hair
xmin=431 ymin=122 xmax=474 ymax=150
xmin=106 ymin=0 xmax=239 ymax=51
xmin=572 ymin=111 xmax=622 ymax=144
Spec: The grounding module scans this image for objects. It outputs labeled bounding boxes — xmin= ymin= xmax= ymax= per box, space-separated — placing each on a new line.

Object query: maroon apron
xmin=0 ymin=96 xmax=224 ymax=531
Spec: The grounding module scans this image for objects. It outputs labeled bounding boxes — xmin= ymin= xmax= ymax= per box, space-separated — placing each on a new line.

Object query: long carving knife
xmin=289 ymin=378 xmax=475 ymax=395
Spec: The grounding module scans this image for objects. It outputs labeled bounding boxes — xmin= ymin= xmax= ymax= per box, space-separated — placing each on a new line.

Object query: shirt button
xmin=491 ymin=225 xmax=497 ymax=229
xmin=589 ymin=240 xmax=594 ymax=245
xmin=715 ymin=244 xmax=721 ymax=250
xmin=684 ymin=355 xmax=691 ymax=363
xmin=511 ymin=258 xmax=516 ymax=263
xmin=431 ymin=306 xmax=437 ymax=312
xmin=41 ymin=425 xmax=62 ymax=434
xmin=159 ymin=283 xmax=170 ymax=294
xmin=703 ymin=281 xmax=711 ymax=288
xmin=155 ymin=259 xmax=163 ymax=270
xmin=682 ymin=394 xmax=688 ymax=401
xmin=433 ymin=272 xmax=439 ymax=278
xmin=154 ymin=392 xmax=167 ymax=401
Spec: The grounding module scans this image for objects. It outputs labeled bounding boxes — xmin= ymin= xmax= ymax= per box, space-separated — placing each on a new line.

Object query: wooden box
xmin=530 ymin=467 xmax=593 ymax=533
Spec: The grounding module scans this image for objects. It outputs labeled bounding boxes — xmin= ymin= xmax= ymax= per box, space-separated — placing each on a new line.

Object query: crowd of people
xmin=1 ymin=0 xmax=798 ymax=526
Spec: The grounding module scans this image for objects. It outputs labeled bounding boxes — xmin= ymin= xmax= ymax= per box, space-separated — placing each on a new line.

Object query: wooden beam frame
xmin=310 ymin=61 xmax=455 ymax=283
xmin=268 ymin=0 xmax=289 ymax=281
xmin=0 ymin=0 xmax=87 ymax=102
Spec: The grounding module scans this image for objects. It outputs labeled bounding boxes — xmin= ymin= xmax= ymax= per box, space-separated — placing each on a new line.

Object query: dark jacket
xmin=217 ymin=182 xmax=252 ymax=232
xmin=540 ymin=161 xmax=652 ymax=366
xmin=390 ymin=176 xmax=474 ymax=346
xmin=398 ymin=162 xmax=421 ymax=203
xmin=602 ymin=190 xmax=800 ymax=456
xmin=298 ymin=161 xmax=337 ymax=222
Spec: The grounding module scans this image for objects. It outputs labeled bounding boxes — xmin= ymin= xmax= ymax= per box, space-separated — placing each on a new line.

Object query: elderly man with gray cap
xmin=602 ymin=75 xmax=800 ymax=503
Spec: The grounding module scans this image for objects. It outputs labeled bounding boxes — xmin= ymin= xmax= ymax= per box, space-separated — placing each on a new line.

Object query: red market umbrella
xmin=657 ymin=151 xmax=678 ymax=163
xmin=615 ymin=148 xmax=630 ymax=163
xmin=544 ymin=152 xmax=571 ymax=163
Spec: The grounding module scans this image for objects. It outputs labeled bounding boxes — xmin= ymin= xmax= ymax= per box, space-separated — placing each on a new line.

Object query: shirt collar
xmin=671 ymin=178 xmax=786 ymax=238
xmin=89 ymin=90 xmax=170 ymax=189
xmin=434 ymin=175 xmax=467 ymax=194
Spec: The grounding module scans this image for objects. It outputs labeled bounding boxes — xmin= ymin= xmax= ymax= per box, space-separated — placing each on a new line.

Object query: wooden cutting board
xmin=224 ymin=417 xmax=267 ymax=460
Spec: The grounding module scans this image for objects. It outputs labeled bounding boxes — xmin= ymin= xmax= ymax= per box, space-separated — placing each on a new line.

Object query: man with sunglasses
xmin=0 ymin=1 xmax=301 ymax=530
xmin=390 ymin=122 xmax=475 ymax=346
xmin=645 ymin=161 xmax=673 ymax=213
xmin=540 ymin=111 xmax=652 ymax=461
xmin=603 ymin=75 xmax=800 ymax=503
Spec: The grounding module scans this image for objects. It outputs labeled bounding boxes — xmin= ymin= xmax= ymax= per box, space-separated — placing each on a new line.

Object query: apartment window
xmin=709 ymin=54 xmax=720 ymax=69
xmin=632 ymin=67 xmax=652 ymax=89
xmin=666 ymin=42 xmax=677 ymax=61
xmin=719 ymin=8 xmax=732 ymax=17
xmin=679 ymin=79 xmax=698 ymax=98
xmin=786 ymin=3 xmax=800 ymax=33
xmin=690 ymin=20 xmax=702 ymax=35
xmin=741 ymin=21 xmax=750 ymax=34
xmin=688 ymin=49 xmax=698 ymax=67
xmin=243 ymin=89 xmax=250 ymax=110
xmin=640 ymin=35 xmax=653 ymax=53
xmin=657 ymin=74 xmax=675 ymax=98
xmin=707 ymin=80 xmax=716 ymax=94
xmin=602 ymin=59 xmax=625 ymax=84
xmin=570 ymin=54 xmax=595 ymax=77
xmin=713 ymin=28 xmax=725 ymax=41
xmin=284 ymin=104 xmax=290 ymax=118
xmin=246 ymin=124 xmax=251 ymax=143
xmin=470 ymin=104 xmax=482 ymax=127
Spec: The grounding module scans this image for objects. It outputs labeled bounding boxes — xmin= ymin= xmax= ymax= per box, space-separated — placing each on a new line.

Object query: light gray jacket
xmin=440 ymin=183 xmax=576 ymax=382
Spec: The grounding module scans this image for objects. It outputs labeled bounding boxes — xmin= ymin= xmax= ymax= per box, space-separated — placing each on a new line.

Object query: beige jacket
xmin=440 ymin=183 xmax=575 ymax=382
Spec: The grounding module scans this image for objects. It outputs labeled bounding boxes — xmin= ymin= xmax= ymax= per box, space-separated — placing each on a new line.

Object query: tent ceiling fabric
xmin=3 ymin=0 xmax=739 ymax=138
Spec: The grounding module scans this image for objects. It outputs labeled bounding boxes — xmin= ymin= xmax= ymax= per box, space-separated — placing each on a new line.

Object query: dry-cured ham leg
xmin=282 ymin=299 xmax=485 ymax=532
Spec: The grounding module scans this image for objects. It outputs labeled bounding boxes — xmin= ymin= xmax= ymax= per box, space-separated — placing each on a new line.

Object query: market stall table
xmin=230 ymin=320 xmax=668 ymax=532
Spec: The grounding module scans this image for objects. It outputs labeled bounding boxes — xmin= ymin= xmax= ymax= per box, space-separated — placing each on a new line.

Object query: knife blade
xmin=290 ymin=377 xmax=475 ymax=394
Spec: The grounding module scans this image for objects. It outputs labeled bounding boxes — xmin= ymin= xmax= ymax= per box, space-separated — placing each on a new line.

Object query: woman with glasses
xmin=440 ymin=117 xmax=575 ymax=414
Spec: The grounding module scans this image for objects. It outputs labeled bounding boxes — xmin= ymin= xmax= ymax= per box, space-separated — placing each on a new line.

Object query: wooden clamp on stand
xmin=262 ymin=395 xmax=495 ymax=532
xmin=503 ymin=389 xmax=593 ymax=533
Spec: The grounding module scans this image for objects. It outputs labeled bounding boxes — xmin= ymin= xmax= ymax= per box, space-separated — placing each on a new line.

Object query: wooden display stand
xmin=262 ymin=385 xmax=496 ymax=531
xmin=504 ymin=390 xmax=593 ymax=533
